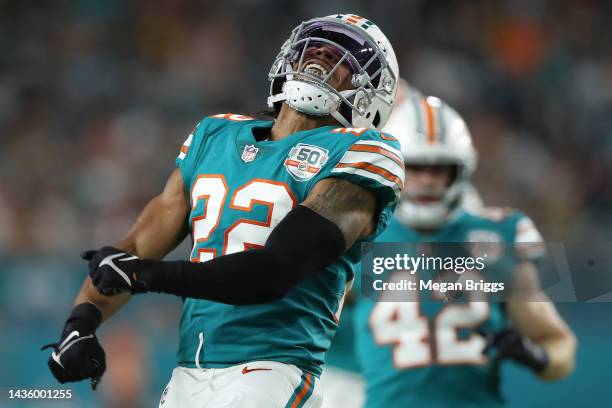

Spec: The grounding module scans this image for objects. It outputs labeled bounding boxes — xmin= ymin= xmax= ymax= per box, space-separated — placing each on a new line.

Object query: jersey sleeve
xmin=331 ymin=132 xmax=404 ymax=204
xmin=175 ymin=118 xmax=209 ymax=190
xmin=326 ymin=130 xmax=405 ymax=237
xmin=513 ymin=212 xmax=546 ymax=261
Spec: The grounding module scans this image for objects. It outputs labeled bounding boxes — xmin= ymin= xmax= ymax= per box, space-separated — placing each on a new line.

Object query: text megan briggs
xmin=372 ymin=278 xmax=505 ymax=293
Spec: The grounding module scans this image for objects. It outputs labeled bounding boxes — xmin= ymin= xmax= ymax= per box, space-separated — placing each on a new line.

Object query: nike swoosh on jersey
xmin=242 ymin=366 xmax=272 ymax=374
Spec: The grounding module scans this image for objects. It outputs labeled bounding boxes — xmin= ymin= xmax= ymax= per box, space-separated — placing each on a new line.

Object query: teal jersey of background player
xmin=174 ymin=113 xmax=404 ymax=377
xmin=353 ymin=207 xmax=544 ymax=407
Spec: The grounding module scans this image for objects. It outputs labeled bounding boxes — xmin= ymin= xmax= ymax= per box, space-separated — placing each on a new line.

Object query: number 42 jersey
xmin=354 ymin=209 xmax=544 ymax=408
xmin=174 ymin=113 xmax=404 ymax=377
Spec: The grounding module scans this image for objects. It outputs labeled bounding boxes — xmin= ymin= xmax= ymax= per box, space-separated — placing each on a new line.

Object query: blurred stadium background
xmin=1 ymin=0 xmax=611 ymax=406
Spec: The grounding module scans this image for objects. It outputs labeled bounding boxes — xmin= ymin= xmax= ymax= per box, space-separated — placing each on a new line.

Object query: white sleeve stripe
xmin=177 ymin=134 xmax=194 ymax=161
xmin=516 ymin=229 xmax=543 ymax=243
xmin=516 ymin=242 xmax=546 ymax=258
xmin=354 ymin=140 xmax=403 ymax=159
xmin=337 ymin=151 xmax=405 ymax=182
xmin=515 ymin=218 xmax=543 ymax=243
xmin=331 ymin=166 xmax=401 ymax=194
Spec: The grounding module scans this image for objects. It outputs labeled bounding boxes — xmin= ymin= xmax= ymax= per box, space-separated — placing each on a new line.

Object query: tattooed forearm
xmin=301 ymin=177 xmax=377 ymax=247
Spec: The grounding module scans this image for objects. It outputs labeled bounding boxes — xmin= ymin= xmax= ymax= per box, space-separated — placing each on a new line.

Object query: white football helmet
xmin=384 ymin=80 xmax=478 ymax=228
xmin=268 ymin=14 xmax=399 ymax=130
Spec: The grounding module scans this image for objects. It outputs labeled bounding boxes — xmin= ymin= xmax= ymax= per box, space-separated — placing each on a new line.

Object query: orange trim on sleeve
xmin=380 ymin=132 xmax=398 ymax=142
xmin=335 ymin=162 xmax=403 ymax=189
xmin=348 ymin=144 xmax=404 ymax=167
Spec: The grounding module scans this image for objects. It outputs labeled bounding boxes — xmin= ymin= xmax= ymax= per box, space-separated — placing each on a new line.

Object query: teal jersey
xmin=354 ymin=208 xmax=543 ymax=407
xmin=174 ymin=113 xmax=404 ymax=377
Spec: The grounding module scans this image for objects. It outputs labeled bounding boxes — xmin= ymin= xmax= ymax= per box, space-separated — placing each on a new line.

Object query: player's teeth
xmin=304 ymin=63 xmax=328 ymax=79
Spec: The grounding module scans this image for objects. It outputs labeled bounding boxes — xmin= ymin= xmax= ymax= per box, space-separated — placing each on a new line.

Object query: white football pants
xmin=159 ymin=361 xmax=322 ymax=408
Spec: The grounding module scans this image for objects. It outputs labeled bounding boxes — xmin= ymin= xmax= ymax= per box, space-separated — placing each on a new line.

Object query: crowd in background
xmin=1 ymin=0 xmax=611 ymax=257
xmin=1 ymin=1 xmax=611 ymax=406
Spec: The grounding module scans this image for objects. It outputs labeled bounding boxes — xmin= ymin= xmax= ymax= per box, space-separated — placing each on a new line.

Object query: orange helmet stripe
xmin=422 ymin=97 xmax=437 ymax=144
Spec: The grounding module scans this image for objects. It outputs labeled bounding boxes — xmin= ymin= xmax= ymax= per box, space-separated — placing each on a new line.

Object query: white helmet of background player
xmin=268 ymin=14 xmax=399 ymax=130
xmin=384 ymin=80 xmax=478 ymax=228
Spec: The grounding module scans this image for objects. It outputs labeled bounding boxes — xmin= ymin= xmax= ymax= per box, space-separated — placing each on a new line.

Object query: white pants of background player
xmin=159 ymin=361 xmax=322 ymax=408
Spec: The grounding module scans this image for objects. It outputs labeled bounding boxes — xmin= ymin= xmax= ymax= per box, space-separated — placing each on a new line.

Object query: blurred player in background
xmin=320 ymin=80 xmax=485 ymax=408
xmin=353 ymin=81 xmax=577 ymax=407
xmin=43 ymin=14 xmax=404 ymax=407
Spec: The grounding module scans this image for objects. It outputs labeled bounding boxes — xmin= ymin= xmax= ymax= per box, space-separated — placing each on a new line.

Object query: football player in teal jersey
xmin=43 ymin=13 xmax=405 ymax=407
xmin=353 ymin=82 xmax=577 ymax=408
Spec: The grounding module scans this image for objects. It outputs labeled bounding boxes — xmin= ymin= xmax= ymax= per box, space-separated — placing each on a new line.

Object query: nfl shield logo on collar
xmin=241 ymin=144 xmax=259 ymax=163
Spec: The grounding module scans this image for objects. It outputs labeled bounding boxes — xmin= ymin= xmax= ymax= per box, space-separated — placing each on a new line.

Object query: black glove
xmin=82 ymin=246 xmax=154 ymax=295
xmin=42 ymin=303 xmax=106 ymax=390
xmin=480 ymin=328 xmax=549 ymax=372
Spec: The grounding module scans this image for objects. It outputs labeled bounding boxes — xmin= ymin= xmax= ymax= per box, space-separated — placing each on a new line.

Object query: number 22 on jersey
xmin=189 ymin=175 xmax=297 ymax=262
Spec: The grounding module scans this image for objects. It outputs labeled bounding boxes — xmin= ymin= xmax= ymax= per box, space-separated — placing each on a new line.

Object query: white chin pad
xmin=396 ymin=201 xmax=449 ymax=229
xmin=283 ymin=80 xmax=340 ymax=116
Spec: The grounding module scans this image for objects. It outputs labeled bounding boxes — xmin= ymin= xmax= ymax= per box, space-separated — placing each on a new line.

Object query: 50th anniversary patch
xmin=284 ymin=143 xmax=329 ymax=181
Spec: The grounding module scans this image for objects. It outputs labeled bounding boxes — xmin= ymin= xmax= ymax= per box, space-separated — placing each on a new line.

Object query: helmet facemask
xmin=397 ymin=162 xmax=469 ymax=229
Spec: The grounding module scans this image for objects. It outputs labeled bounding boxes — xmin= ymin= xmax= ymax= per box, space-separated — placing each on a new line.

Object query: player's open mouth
xmin=303 ymin=63 xmax=329 ymax=80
